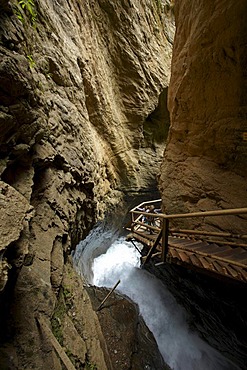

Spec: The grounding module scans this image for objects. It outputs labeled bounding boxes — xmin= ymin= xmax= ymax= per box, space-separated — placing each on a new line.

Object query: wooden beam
xmin=37 ymin=316 xmax=76 ymax=370
xmin=129 ymin=199 xmax=161 ymax=213
xmin=133 ymin=220 xmax=160 ymax=232
xmin=96 ymin=280 xmax=121 ymax=311
xmin=170 ymin=228 xmax=247 ymax=240
xmin=141 ymin=230 xmax=162 ymax=267
xmin=205 ymin=240 xmax=247 ymax=248
xmin=161 ymin=219 xmax=169 ymax=262
xmin=132 ymin=207 xmax=247 ymax=220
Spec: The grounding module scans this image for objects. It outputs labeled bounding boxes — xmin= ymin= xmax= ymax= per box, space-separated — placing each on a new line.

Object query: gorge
xmin=0 ymin=0 xmax=247 ymax=369
xmin=74 ymin=226 xmax=243 ymax=370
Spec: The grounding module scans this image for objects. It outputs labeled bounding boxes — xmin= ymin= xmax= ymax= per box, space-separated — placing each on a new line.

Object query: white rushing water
xmin=91 ymin=236 xmax=239 ymax=370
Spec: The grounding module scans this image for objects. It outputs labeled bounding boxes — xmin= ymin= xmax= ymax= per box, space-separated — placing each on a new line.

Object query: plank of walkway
xmin=169 ymin=239 xmax=209 ymax=252
xmin=204 ymin=257 xmax=217 ymax=272
xmin=230 ymin=248 xmax=247 ymax=259
xmin=198 ymin=256 xmax=211 ymax=270
xmin=133 ymin=230 xmax=156 ymax=243
xmin=177 ymin=251 xmax=190 ymax=263
xmin=169 ymin=248 xmax=188 ymax=262
xmin=172 ymin=240 xmax=220 ymax=255
xmin=171 ymin=242 xmax=247 ymax=269
xmin=195 ymin=245 xmax=226 ymax=255
xmin=169 ymin=248 xmax=180 ymax=259
xmin=232 ymin=266 xmax=247 ymax=281
xmin=175 ymin=240 xmax=210 ymax=251
xmin=192 ymin=244 xmax=227 ymax=254
xmin=224 ymin=264 xmax=239 ymax=279
xmin=189 ymin=254 xmax=203 ymax=268
xmin=237 ymin=257 xmax=247 ymax=264
xmin=215 ymin=248 xmax=247 ymax=261
xmin=233 ymin=249 xmax=247 ymax=259
xmin=199 ymin=257 xmax=244 ymax=281
xmin=169 ymin=237 xmax=196 ymax=246
xmin=181 ymin=241 xmax=209 ymax=249
xmin=212 ymin=260 xmax=227 ymax=276
xmin=130 ymin=232 xmax=153 ymax=247
xmin=130 ymin=231 xmax=247 ymax=283
xmin=213 ymin=248 xmax=240 ymax=258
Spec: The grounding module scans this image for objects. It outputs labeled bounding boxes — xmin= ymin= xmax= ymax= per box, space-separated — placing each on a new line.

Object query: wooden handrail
xmin=129 ymin=199 xmax=161 ymax=213
xmin=132 ymin=207 xmax=247 ymax=220
xmin=170 ymin=228 xmax=247 ymax=240
xmin=133 ymin=220 xmax=160 ymax=231
xmin=130 ymin=199 xmax=161 ymax=223
xmin=130 ymin=203 xmax=247 ymax=263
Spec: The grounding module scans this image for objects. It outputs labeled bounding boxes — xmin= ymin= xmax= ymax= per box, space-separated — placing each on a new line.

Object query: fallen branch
xmin=37 ymin=316 xmax=76 ymax=370
xmin=96 ymin=280 xmax=121 ymax=311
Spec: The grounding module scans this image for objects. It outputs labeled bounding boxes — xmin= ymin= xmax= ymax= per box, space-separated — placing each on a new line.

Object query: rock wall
xmin=0 ymin=0 xmax=174 ymax=368
xmin=159 ymin=0 xmax=247 ymax=232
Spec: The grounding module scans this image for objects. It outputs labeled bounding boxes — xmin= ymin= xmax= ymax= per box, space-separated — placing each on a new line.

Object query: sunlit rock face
xmin=160 ymin=0 xmax=247 ymax=232
xmin=0 ymin=0 xmax=174 ymax=368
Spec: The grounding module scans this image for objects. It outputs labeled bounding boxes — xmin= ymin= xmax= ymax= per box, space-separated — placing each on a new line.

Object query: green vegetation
xmin=84 ymin=354 xmax=98 ymax=370
xmin=63 ymin=285 xmax=73 ymax=310
xmin=27 ymin=54 xmax=35 ymax=68
xmin=15 ymin=0 xmax=37 ymax=26
xmin=15 ymin=7 xmax=24 ymax=23
xmin=155 ymin=0 xmax=162 ymax=12
xmin=19 ymin=0 xmax=37 ymax=23
xmin=51 ymin=286 xmax=73 ymax=344
xmin=63 ymin=286 xmax=72 ymax=300
xmin=85 ymin=362 xmax=97 ymax=370
xmin=51 ymin=290 xmax=66 ymax=345
xmin=65 ymin=349 xmax=76 ymax=365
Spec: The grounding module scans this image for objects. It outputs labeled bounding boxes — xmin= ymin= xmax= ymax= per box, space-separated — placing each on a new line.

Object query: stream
xmin=73 ymin=225 xmax=242 ymax=370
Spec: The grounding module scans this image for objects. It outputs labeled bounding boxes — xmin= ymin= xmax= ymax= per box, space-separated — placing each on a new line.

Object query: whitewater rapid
xmin=90 ymin=237 xmax=239 ymax=370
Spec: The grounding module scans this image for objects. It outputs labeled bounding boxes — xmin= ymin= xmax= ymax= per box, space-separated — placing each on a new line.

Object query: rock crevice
xmin=160 ymin=0 xmax=247 ymax=231
xmin=0 ymin=0 xmax=174 ymax=368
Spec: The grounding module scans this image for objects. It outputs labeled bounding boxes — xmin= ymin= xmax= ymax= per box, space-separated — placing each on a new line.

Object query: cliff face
xmin=159 ymin=0 xmax=247 ymax=231
xmin=0 ymin=0 xmax=174 ymax=368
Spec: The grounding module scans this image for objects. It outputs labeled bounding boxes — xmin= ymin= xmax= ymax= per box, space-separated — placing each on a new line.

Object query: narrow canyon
xmin=0 ymin=0 xmax=246 ymax=369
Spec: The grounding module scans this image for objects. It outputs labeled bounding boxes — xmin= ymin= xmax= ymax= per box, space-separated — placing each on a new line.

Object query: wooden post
xmin=141 ymin=230 xmax=162 ymax=267
xmin=161 ymin=219 xmax=169 ymax=262
xmin=96 ymin=280 xmax=121 ymax=311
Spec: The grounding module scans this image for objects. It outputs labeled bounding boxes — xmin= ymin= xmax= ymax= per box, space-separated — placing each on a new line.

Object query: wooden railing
xmin=129 ymin=200 xmax=247 ymax=263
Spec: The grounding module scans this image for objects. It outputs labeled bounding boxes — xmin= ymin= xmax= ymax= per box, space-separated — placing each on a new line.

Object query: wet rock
xmin=0 ymin=0 xmax=174 ymax=368
xmin=159 ymin=0 xmax=247 ymax=232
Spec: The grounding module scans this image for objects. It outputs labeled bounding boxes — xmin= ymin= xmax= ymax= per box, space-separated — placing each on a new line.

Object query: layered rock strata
xmin=159 ymin=0 xmax=247 ymax=233
xmin=0 ymin=0 xmax=174 ymax=368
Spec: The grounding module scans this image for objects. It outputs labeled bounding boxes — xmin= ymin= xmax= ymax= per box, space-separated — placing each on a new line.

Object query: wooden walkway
xmin=126 ymin=200 xmax=247 ymax=283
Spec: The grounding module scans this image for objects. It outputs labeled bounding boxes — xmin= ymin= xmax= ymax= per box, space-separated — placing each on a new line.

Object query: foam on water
xmin=92 ymin=237 xmax=239 ymax=370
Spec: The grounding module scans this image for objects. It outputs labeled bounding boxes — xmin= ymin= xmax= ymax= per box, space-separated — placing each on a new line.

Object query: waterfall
xmin=74 ymin=228 xmax=240 ymax=370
